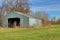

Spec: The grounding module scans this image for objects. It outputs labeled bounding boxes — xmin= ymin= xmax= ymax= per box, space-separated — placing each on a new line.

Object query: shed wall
xmin=29 ymin=17 xmax=42 ymax=27
xmin=2 ymin=12 xmax=29 ymax=28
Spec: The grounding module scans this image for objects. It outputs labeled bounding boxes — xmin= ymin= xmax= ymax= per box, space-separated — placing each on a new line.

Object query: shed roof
xmin=6 ymin=12 xmax=41 ymax=20
xmin=16 ymin=12 xmax=42 ymax=20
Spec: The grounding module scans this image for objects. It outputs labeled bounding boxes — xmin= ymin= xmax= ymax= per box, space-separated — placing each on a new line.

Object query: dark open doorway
xmin=8 ymin=18 xmax=20 ymax=28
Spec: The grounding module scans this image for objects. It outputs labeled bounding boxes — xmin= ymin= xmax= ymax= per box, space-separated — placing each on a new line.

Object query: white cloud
xmin=30 ymin=0 xmax=48 ymax=3
xmin=31 ymin=6 xmax=60 ymax=12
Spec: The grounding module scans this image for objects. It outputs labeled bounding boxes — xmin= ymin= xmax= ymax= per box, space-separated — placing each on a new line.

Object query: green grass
xmin=0 ymin=25 xmax=60 ymax=40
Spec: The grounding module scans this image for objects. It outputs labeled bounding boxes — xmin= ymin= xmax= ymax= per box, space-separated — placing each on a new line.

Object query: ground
xmin=0 ymin=25 xmax=60 ymax=40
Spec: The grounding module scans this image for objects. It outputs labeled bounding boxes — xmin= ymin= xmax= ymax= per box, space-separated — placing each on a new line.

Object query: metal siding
xmin=29 ymin=17 xmax=42 ymax=26
xmin=3 ymin=12 xmax=29 ymax=27
xmin=23 ymin=16 xmax=29 ymax=26
xmin=36 ymin=19 xmax=42 ymax=26
xmin=29 ymin=18 xmax=36 ymax=26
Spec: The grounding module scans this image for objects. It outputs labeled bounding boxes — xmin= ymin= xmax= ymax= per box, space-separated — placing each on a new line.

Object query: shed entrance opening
xmin=8 ymin=18 xmax=20 ymax=28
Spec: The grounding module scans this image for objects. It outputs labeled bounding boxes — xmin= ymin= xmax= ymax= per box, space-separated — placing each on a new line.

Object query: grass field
xmin=0 ymin=25 xmax=60 ymax=40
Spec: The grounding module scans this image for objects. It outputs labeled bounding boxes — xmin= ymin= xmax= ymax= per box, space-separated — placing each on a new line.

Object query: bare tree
xmin=31 ymin=11 xmax=48 ymax=19
xmin=31 ymin=11 xmax=49 ymax=26
xmin=51 ymin=17 xmax=56 ymax=25
xmin=0 ymin=6 xmax=3 ymax=26
xmin=2 ymin=0 xmax=30 ymax=15
xmin=56 ymin=18 xmax=60 ymax=24
xmin=15 ymin=0 xmax=30 ymax=13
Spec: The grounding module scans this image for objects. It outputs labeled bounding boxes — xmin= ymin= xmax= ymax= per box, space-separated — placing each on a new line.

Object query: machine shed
xmin=2 ymin=12 xmax=42 ymax=28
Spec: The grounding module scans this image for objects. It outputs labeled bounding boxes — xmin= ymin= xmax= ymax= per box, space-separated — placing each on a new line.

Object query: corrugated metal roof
xmin=6 ymin=11 xmax=41 ymax=20
xmin=15 ymin=12 xmax=42 ymax=20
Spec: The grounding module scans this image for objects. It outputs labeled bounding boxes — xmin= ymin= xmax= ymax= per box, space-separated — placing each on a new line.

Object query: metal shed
xmin=2 ymin=12 xmax=42 ymax=28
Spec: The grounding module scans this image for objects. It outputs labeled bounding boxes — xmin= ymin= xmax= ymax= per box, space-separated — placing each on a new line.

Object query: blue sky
xmin=0 ymin=0 xmax=60 ymax=19
xmin=30 ymin=0 xmax=60 ymax=19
